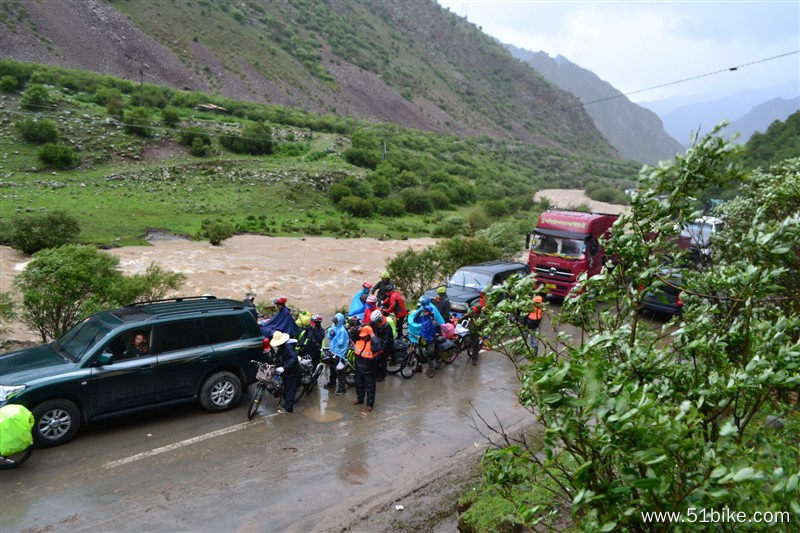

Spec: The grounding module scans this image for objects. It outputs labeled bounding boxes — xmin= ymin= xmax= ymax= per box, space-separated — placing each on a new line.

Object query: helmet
xmin=385 ymin=282 xmax=395 ymax=292
xmin=370 ymin=309 xmax=384 ymax=323
xmin=360 ymin=325 xmax=374 ymax=337
xmin=348 ymin=315 xmax=361 ymax=327
xmin=533 ymin=295 xmax=543 ymax=303
xmin=273 ymin=297 xmax=287 ymax=305
xmin=418 ymin=296 xmax=430 ymax=306
xmin=436 ymin=286 xmax=447 ymax=295
xmin=381 ymin=271 xmax=390 ymax=279
xmin=311 ymin=314 xmax=323 ymax=324
xmin=366 ymin=294 xmax=378 ymax=304
xmin=362 ymin=281 xmax=373 ymax=289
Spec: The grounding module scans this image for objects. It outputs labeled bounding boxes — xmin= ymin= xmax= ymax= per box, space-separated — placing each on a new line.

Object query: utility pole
xmin=382 ymin=138 xmax=387 ymax=161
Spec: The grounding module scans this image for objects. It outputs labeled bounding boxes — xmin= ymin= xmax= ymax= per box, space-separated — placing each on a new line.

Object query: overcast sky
xmin=436 ymin=0 xmax=800 ymax=103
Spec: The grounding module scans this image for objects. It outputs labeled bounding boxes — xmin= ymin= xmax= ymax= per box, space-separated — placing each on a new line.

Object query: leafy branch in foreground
xmin=473 ymin=126 xmax=800 ymax=531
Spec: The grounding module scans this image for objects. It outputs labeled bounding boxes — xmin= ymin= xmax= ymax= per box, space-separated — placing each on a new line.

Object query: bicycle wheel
xmin=386 ymin=355 xmax=402 ymax=375
xmin=400 ymin=350 xmax=418 ymax=379
xmin=247 ymin=383 xmax=266 ymax=420
xmin=305 ymin=364 xmax=324 ymax=394
xmin=442 ymin=342 xmax=459 ymax=364
xmin=0 ymin=446 xmax=33 ymax=469
xmin=345 ymin=368 xmax=356 ymax=386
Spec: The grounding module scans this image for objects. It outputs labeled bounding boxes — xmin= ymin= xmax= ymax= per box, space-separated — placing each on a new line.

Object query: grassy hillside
xmin=0 ymin=60 xmax=638 ymax=246
xmin=2 ymin=0 xmax=617 ymax=157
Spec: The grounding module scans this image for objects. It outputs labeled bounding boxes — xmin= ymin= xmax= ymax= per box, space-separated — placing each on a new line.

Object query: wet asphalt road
xmin=0 ymin=348 xmax=531 ymax=532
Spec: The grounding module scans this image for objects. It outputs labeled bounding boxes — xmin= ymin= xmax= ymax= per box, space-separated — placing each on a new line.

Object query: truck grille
xmin=534 ymin=266 xmax=573 ymax=279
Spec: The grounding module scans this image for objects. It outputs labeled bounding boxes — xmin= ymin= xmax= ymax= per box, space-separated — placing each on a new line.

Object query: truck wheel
xmin=200 ymin=371 xmax=242 ymax=412
xmin=32 ymin=399 xmax=81 ymax=447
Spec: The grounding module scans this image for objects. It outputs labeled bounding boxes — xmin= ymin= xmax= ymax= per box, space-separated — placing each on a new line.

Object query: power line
xmin=571 ymin=50 xmax=800 ymax=109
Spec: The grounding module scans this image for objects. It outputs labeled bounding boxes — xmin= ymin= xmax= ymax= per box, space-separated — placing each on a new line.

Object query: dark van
xmin=0 ymin=296 xmax=263 ymax=447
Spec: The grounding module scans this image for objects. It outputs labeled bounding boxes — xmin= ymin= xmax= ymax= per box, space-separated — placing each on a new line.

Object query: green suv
xmin=0 ymin=296 xmax=264 ymax=447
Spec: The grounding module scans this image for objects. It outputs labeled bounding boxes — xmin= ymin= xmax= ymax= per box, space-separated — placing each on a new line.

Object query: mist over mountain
xmin=0 ymin=0 xmax=620 ymax=158
xmin=504 ymin=44 xmax=682 ymax=165
xmin=729 ymin=97 xmax=800 ymax=143
xmin=641 ymin=81 xmax=800 ymax=145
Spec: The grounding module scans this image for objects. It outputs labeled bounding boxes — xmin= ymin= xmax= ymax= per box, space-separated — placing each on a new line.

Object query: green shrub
xmin=9 ymin=209 xmax=80 ymax=254
xmin=15 ymin=118 xmax=59 ymax=144
xmin=466 ymin=207 xmax=491 ymax=231
xmin=476 ymin=221 xmax=523 ymax=259
xmin=338 ymin=195 xmax=372 ymax=217
xmin=219 ymin=122 xmax=273 ymax=154
xmin=376 ymin=196 xmax=406 ymax=217
xmin=399 ymin=188 xmax=433 ymax=214
xmin=179 ymin=126 xmax=211 ymax=147
xmin=161 ymin=106 xmax=180 ymax=126
xmin=0 ymin=74 xmax=19 ymax=93
xmin=124 ymin=106 xmax=154 ymax=137
xmin=428 ymin=189 xmax=450 ymax=209
xmin=37 ymin=143 xmax=79 ymax=169
xmin=202 ymin=219 xmax=235 ymax=245
xmin=14 ymin=246 xmax=185 ymax=341
xmin=93 ymin=87 xmax=123 ymax=105
xmin=21 ymin=84 xmax=51 ymax=110
xmin=137 ymin=85 xmax=172 ymax=108
xmin=433 ymin=215 xmax=465 ymax=237
xmin=273 ymin=142 xmax=310 ymax=156
xmin=343 ymin=147 xmax=379 ymax=169
xmin=328 ymin=183 xmax=351 ymax=203
xmin=106 ymin=92 xmax=126 ymax=119
xmin=190 ymin=137 xmax=210 ymax=157
xmin=482 ymin=199 xmax=510 ymax=217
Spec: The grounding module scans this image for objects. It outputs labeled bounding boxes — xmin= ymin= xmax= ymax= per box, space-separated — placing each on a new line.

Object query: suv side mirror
xmin=96 ymin=351 xmax=113 ymax=366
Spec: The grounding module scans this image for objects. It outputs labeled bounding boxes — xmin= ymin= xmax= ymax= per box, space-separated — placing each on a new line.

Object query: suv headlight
xmin=0 ymin=384 xmax=26 ymax=402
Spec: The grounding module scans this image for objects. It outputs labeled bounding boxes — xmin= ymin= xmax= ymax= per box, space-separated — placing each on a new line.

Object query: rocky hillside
xmin=729 ymin=97 xmax=800 ymax=143
xmin=505 ymin=45 xmax=683 ymax=165
xmin=0 ymin=0 xmax=618 ymax=158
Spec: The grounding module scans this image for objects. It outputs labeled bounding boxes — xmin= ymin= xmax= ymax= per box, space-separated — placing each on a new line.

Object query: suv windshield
xmin=55 ymin=319 xmax=111 ymax=361
xmin=531 ymin=234 xmax=585 ymax=257
xmin=448 ymin=270 xmax=492 ymax=290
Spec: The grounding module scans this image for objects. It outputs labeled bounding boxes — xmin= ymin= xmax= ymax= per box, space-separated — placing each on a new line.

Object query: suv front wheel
xmin=199 ymin=371 xmax=242 ymax=412
xmin=32 ymin=399 xmax=81 ymax=447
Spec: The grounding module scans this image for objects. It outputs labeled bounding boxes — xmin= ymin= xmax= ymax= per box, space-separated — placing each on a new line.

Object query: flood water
xmin=0 ymin=235 xmax=436 ymax=342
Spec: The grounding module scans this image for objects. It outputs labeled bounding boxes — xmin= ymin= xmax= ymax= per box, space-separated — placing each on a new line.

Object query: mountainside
xmin=0 ymin=0 xmax=617 ymax=158
xmin=729 ymin=97 xmax=800 ymax=143
xmin=505 ymin=44 xmax=682 ymax=165
xmin=644 ymin=81 xmax=800 ymax=145
xmin=740 ymin=110 xmax=800 ymax=170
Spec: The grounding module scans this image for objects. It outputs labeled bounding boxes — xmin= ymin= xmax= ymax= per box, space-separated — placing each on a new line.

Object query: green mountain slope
xmin=506 ymin=45 xmax=683 ymax=165
xmin=0 ymin=0 xmax=618 ymax=158
xmin=740 ymin=110 xmax=800 ymax=170
xmin=0 ymin=61 xmax=638 ymax=245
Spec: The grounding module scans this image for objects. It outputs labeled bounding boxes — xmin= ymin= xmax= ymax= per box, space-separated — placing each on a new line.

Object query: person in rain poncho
xmin=348 ymin=282 xmax=372 ymax=317
xmin=261 ymin=297 xmax=300 ymax=339
xmin=325 ymin=312 xmax=350 ymax=396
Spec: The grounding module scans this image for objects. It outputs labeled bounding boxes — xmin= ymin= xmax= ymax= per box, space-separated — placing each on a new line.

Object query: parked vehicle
xmin=422 ymin=261 xmax=530 ymax=316
xmin=681 ymin=216 xmax=723 ymax=262
xmin=527 ymin=210 xmax=619 ymax=297
xmin=640 ymin=268 xmax=685 ymax=316
xmin=0 ymin=296 xmax=264 ymax=447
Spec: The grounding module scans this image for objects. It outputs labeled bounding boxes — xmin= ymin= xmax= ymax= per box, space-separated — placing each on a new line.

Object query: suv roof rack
xmin=545 ymin=208 xmax=620 ymax=217
xmin=125 ymin=295 xmax=217 ymax=307
xmin=152 ymin=305 xmax=246 ymax=320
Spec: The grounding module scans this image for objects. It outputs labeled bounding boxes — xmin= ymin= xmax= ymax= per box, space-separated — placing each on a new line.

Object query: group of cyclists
xmin=255 ymin=271 xmax=488 ymax=414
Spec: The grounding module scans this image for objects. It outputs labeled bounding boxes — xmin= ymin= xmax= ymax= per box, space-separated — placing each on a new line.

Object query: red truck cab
xmin=528 ymin=210 xmax=619 ymax=297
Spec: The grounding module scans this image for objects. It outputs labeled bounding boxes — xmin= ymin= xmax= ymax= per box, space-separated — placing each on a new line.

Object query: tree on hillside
xmin=464 ymin=129 xmax=800 ymax=530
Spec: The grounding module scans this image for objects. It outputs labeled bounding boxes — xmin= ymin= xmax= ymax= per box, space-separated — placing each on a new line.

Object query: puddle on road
xmin=302 ymin=406 xmax=343 ymax=423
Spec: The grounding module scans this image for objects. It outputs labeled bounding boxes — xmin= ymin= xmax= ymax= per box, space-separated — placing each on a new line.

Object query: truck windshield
xmin=531 ymin=234 xmax=585 ymax=257
xmin=448 ymin=270 xmax=491 ymax=290
xmin=54 ymin=319 xmax=110 ymax=361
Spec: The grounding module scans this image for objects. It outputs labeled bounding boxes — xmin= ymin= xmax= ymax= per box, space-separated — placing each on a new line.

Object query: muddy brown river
xmin=0 ymin=235 xmax=436 ymax=342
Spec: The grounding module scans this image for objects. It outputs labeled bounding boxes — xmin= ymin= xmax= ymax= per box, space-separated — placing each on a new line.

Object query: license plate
xmin=545 ymin=283 xmax=557 ymax=290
